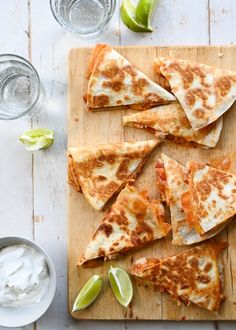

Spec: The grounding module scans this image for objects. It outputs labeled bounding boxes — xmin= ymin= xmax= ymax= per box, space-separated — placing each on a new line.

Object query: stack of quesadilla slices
xmin=122 ymin=55 xmax=236 ymax=148
xmin=68 ymin=140 xmax=160 ymax=210
xmin=78 ymin=184 xmax=171 ymax=266
xmin=156 ymin=154 xmax=236 ymax=245
xmin=131 ymin=241 xmax=228 ymax=312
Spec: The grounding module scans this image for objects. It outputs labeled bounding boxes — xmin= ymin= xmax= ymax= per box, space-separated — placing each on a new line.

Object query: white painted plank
xmin=209 ymin=0 xmax=236 ymax=44
xmin=120 ymin=0 xmax=209 ymax=45
xmin=0 ymin=1 xmax=33 ymax=330
xmin=30 ymin=0 xmax=119 ymax=329
xmin=0 ymin=2 xmax=33 ymax=239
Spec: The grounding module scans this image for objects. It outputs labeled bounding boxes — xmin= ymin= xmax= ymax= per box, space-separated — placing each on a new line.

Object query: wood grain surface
xmin=68 ymin=46 xmax=236 ymax=321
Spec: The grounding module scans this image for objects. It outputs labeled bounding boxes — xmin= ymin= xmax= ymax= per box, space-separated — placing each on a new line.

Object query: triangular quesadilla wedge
xmin=86 ymin=44 xmax=176 ymax=111
xmin=78 ymin=185 xmax=171 ymax=266
xmin=181 ymin=161 xmax=236 ymax=235
xmin=68 ymin=140 xmax=160 ymax=211
xmin=123 ymin=103 xmax=223 ymax=148
xmin=131 ymin=241 xmax=228 ymax=312
xmin=154 ymin=57 xmax=236 ymax=130
xmin=156 ymin=154 xmax=230 ymax=245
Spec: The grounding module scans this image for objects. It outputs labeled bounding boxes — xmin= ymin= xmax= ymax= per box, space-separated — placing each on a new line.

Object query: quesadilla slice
xmin=154 ymin=57 xmax=236 ymax=130
xmin=123 ymin=103 xmax=223 ymax=148
xmin=181 ymin=161 xmax=236 ymax=235
xmin=78 ymin=185 xmax=171 ymax=266
xmin=156 ymin=154 xmax=230 ymax=245
xmin=68 ymin=139 xmax=160 ymax=210
xmin=86 ymin=44 xmax=176 ymax=111
xmin=131 ymin=241 xmax=227 ymax=312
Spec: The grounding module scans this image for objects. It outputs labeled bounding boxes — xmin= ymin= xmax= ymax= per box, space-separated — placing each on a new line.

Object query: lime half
xmin=72 ymin=275 xmax=103 ymax=312
xmin=108 ymin=266 xmax=133 ymax=307
xmin=19 ymin=128 xmax=54 ymax=151
xmin=135 ymin=0 xmax=159 ymax=31
xmin=121 ymin=0 xmax=149 ymax=32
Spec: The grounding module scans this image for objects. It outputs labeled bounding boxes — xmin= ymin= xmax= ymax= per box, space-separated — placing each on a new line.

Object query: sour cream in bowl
xmin=0 ymin=237 xmax=56 ymax=328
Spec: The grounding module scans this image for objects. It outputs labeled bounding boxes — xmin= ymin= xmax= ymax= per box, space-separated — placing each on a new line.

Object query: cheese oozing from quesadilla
xmin=154 ymin=57 xmax=236 ymax=130
xmin=156 ymin=154 xmax=230 ymax=245
xmin=122 ymin=103 xmax=223 ymax=148
xmin=68 ymin=140 xmax=160 ymax=211
xmin=86 ymin=44 xmax=176 ymax=110
xmin=78 ymin=185 xmax=171 ymax=266
xmin=131 ymin=241 xmax=227 ymax=312
xmin=181 ymin=161 xmax=236 ymax=235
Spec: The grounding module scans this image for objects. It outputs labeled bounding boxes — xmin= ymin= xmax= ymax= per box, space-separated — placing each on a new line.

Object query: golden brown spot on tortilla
xmin=116 ymin=159 xmax=130 ymax=180
xmin=197 ymin=274 xmax=210 ymax=284
xmin=131 ymin=78 xmax=148 ymax=95
xmin=130 ymin=199 xmax=148 ymax=215
xmin=97 ymin=175 xmax=107 ymax=181
xmin=99 ymin=223 xmax=113 ymax=237
xmin=102 ymin=80 xmax=125 ymax=92
xmin=123 ymin=65 xmax=137 ymax=77
xmin=93 ymin=94 xmax=109 ymax=107
xmin=216 ymin=77 xmax=231 ymax=97
xmin=188 ymin=257 xmax=199 ymax=268
xmin=183 ymin=69 xmax=194 ymax=89
xmin=204 ymin=263 xmax=212 ymax=272
xmin=144 ymin=93 xmax=164 ymax=104
xmin=107 ymin=212 xmax=129 ymax=226
xmin=101 ymin=60 xmax=125 ymax=80
xmin=193 ymin=108 xmax=205 ymax=119
xmin=196 ymin=180 xmax=211 ymax=201
xmin=185 ymin=91 xmax=196 ymax=106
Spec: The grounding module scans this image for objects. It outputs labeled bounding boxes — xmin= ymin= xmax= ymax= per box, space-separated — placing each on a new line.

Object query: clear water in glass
xmin=0 ymin=55 xmax=42 ymax=120
xmin=50 ymin=0 xmax=116 ymax=36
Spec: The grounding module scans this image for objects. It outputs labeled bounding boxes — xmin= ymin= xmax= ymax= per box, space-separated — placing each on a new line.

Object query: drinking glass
xmin=0 ymin=54 xmax=43 ymax=120
xmin=50 ymin=0 xmax=116 ymax=38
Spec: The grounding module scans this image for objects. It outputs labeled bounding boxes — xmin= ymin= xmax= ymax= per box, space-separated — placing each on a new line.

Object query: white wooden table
xmin=0 ymin=0 xmax=235 ymax=329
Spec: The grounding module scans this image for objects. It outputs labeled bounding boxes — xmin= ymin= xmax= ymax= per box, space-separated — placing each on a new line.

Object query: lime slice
xmin=72 ymin=275 xmax=103 ymax=312
xmin=121 ymin=0 xmax=149 ymax=33
xmin=19 ymin=128 xmax=54 ymax=151
xmin=108 ymin=266 xmax=133 ymax=307
xmin=135 ymin=0 xmax=159 ymax=31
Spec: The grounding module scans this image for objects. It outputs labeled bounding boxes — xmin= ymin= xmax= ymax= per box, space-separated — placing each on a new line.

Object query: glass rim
xmin=49 ymin=0 xmax=116 ymax=36
xmin=0 ymin=53 xmax=42 ymax=120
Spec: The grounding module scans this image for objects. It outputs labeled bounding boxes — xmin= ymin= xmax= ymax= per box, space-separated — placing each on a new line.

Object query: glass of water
xmin=0 ymin=54 xmax=43 ymax=120
xmin=50 ymin=0 xmax=116 ymax=38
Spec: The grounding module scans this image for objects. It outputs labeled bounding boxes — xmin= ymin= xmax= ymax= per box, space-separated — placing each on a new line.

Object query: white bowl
xmin=0 ymin=236 xmax=57 ymax=328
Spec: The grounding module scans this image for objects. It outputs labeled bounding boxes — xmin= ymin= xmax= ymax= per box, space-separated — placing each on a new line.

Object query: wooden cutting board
xmin=68 ymin=46 xmax=236 ymax=320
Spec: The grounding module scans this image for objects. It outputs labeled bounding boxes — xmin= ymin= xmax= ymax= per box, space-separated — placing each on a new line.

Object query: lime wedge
xmin=108 ymin=266 xmax=133 ymax=307
xmin=121 ymin=0 xmax=149 ymax=32
xmin=135 ymin=0 xmax=159 ymax=31
xmin=19 ymin=128 xmax=54 ymax=151
xmin=72 ymin=275 xmax=103 ymax=312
